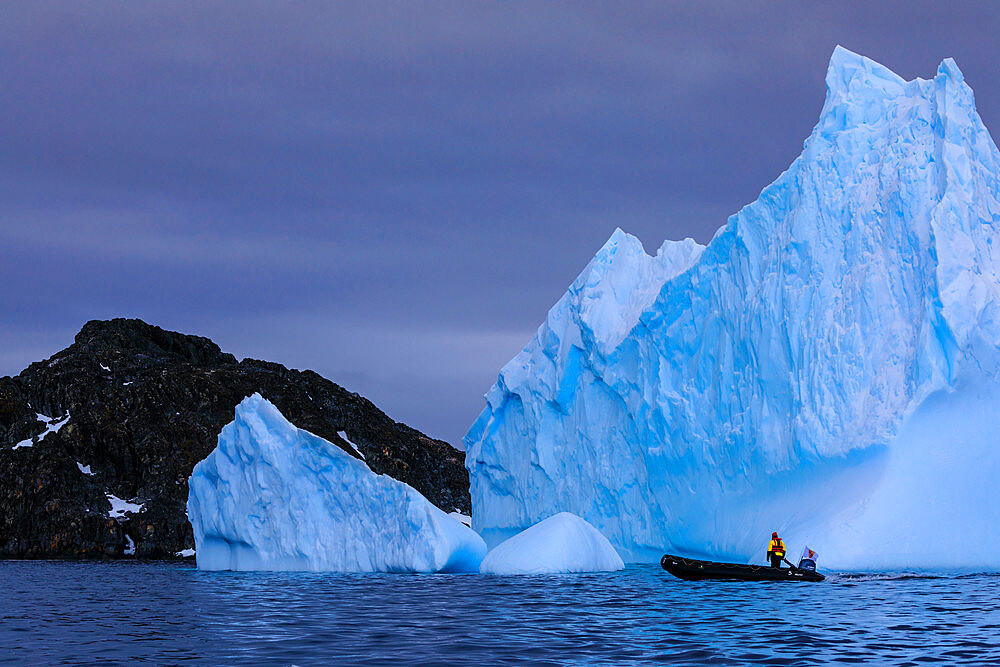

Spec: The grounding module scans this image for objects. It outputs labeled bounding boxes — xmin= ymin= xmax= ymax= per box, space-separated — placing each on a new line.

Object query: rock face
xmin=0 ymin=318 xmax=469 ymax=559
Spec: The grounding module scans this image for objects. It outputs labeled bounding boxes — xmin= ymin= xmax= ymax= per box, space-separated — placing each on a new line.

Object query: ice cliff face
xmin=189 ymin=394 xmax=486 ymax=572
xmin=466 ymin=47 xmax=1000 ymax=570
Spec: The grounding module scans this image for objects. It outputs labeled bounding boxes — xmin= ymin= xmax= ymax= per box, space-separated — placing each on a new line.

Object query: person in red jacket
xmin=767 ymin=532 xmax=786 ymax=568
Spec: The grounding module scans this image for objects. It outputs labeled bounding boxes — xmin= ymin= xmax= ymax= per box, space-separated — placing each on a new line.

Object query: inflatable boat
xmin=660 ymin=554 xmax=825 ymax=582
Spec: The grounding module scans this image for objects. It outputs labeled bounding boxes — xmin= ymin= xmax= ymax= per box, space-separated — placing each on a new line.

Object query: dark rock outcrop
xmin=0 ymin=319 xmax=470 ymax=559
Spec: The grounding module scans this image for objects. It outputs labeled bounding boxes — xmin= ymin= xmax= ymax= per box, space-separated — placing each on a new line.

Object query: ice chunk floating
xmin=466 ymin=47 xmax=1000 ymax=570
xmin=480 ymin=512 xmax=624 ymax=575
xmin=188 ymin=394 xmax=486 ymax=572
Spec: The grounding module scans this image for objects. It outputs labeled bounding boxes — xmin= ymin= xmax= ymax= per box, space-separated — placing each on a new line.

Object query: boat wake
xmin=828 ymin=571 xmax=1000 ymax=582
xmin=828 ymin=572 xmax=944 ymax=582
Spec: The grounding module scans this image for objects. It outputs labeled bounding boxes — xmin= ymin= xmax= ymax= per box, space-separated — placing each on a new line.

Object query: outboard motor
xmin=797 ymin=546 xmax=818 ymax=571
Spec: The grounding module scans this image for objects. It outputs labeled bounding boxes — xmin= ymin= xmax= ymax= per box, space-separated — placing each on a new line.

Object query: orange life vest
xmin=768 ymin=538 xmax=786 ymax=558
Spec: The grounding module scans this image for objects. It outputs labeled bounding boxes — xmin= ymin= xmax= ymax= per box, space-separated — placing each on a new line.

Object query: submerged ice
xmin=466 ymin=47 xmax=1000 ymax=570
xmin=188 ymin=394 xmax=486 ymax=572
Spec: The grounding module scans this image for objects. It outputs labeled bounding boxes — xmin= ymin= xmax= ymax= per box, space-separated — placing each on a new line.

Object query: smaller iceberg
xmin=187 ymin=394 xmax=486 ymax=572
xmin=479 ymin=512 xmax=624 ymax=575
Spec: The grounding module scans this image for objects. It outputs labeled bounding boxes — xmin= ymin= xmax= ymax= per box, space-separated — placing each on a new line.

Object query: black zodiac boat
xmin=660 ymin=554 xmax=825 ymax=582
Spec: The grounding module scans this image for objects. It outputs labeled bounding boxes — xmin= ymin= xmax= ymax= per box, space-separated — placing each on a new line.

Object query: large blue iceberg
xmin=466 ymin=47 xmax=1000 ymax=570
xmin=188 ymin=394 xmax=486 ymax=572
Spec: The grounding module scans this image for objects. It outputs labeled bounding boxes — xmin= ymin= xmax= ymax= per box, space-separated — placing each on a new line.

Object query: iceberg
xmin=466 ymin=47 xmax=1000 ymax=570
xmin=188 ymin=394 xmax=486 ymax=572
xmin=479 ymin=512 xmax=624 ymax=575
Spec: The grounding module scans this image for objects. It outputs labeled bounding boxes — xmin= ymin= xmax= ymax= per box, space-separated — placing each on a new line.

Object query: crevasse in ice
xmin=188 ymin=394 xmax=486 ymax=572
xmin=465 ymin=47 xmax=1000 ymax=570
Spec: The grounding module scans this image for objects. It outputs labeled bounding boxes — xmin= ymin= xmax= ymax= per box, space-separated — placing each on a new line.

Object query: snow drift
xmin=188 ymin=394 xmax=486 ymax=572
xmin=479 ymin=512 xmax=624 ymax=575
xmin=466 ymin=47 xmax=1000 ymax=570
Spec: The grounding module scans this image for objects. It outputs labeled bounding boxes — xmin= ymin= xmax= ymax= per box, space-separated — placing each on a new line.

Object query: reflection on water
xmin=3 ymin=561 xmax=999 ymax=664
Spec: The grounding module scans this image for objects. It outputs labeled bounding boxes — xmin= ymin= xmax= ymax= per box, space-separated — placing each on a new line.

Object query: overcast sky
xmin=3 ymin=2 xmax=998 ymax=446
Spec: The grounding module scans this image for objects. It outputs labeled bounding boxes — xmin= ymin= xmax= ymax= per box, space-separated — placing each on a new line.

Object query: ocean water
xmin=3 ymin=561 xmax=999 ymax=665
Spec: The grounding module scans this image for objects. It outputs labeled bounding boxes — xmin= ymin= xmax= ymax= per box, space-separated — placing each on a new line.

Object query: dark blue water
xmin=3 ymin=562 xmax=999 ymax=665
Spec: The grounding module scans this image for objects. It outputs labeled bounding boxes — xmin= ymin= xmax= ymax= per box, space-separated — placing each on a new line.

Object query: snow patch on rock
xmin=107 ymin=494 xmax=145 ymax=520
xmin=12 ymin=413 xmax=70 ymax=450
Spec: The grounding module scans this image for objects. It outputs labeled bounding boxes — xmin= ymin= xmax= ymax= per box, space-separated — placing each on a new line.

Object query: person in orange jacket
xmin=767 ymin=532 xmax=786 ymax=568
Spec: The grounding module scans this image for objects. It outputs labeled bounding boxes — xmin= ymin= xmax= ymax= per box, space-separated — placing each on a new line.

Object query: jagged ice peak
xmin=466 ymin=47 xmax=1000 ymax=571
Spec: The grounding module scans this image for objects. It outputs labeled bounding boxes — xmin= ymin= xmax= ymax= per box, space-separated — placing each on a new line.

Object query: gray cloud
xmin=3 ymin=1 xmax=999 ymax=444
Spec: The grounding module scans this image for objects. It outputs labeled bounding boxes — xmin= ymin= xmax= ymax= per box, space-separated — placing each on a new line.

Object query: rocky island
xmin=0 ymin=318 xmax=469 ymax=559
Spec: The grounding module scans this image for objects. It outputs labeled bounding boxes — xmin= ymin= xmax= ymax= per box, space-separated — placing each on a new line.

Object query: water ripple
xmin=2 ymin=562 xmax=1000 ymax=665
